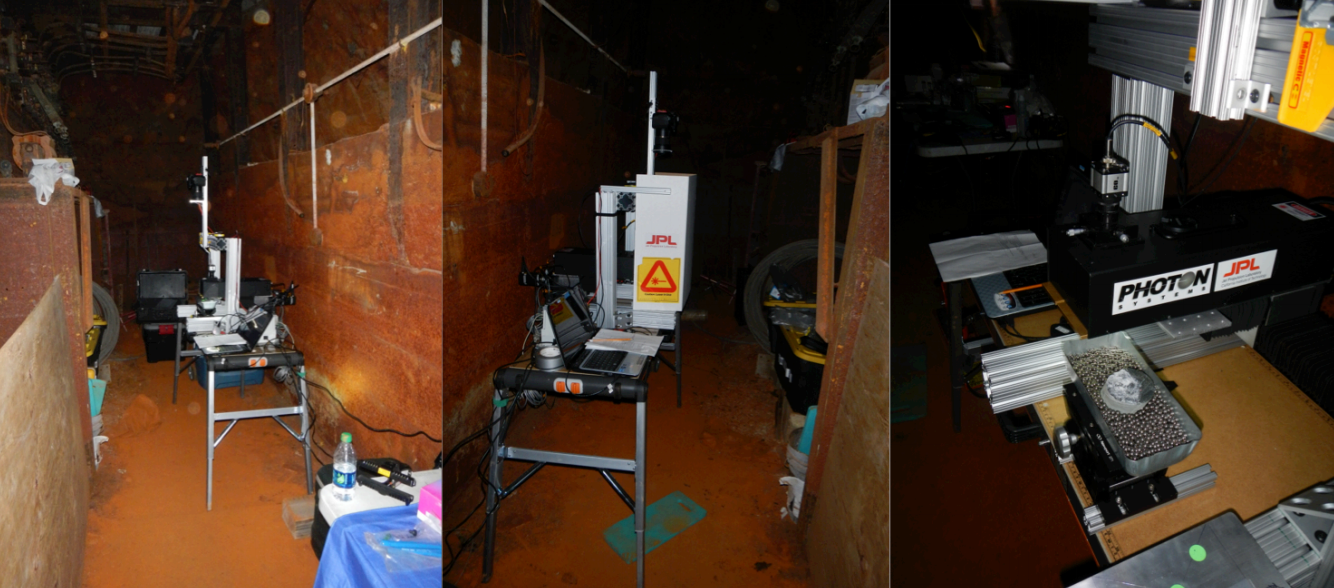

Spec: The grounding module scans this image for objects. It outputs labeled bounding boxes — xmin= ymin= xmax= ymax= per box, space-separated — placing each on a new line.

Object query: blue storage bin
xmin=194 ymin=359 xmax=264 ymax=390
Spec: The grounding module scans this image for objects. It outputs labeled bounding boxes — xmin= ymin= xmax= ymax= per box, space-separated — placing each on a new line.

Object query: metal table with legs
xmin=175 ymin=345 xmax=314 ymax=510
xmin=486 ymin=365 xmax=650 ymax=587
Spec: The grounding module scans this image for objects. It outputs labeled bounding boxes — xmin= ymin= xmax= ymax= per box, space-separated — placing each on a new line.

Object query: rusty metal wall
xmin=0 ymin=183 xmax=95 ymax=443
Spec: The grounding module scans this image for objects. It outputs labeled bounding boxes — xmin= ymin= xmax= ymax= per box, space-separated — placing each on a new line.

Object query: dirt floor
xmin=82 ymin=328 xmax=321 ymax=588
xmin=83 ymin=295 xmax=809 ymax=587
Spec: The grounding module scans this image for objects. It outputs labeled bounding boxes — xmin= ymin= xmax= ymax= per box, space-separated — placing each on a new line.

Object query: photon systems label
xmin=1213 ymin=249 xmax=1277 ymax=292
xmin=1111 ymin=264 xmax=1215 ymax=315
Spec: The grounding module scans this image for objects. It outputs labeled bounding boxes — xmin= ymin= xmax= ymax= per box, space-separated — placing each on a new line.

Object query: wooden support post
xmin=803 ymin=116 xmax=888 ymax=503
xmin=275 ymin=0 xmax=304 ymax=152
xmin=225 ymin=1 xmax=249 ymax=167
xmin=816 ymin=131 xmax=838 ymax=339
xmin=164 ymin=7 xmax=177 ymax=80
xmin=78 ymin=193 xmax=94 ymax=332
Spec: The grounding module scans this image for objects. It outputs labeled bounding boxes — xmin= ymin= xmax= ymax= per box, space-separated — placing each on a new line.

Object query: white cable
xmin=310 ymin=101 xmax=317 ymax=230
xmin=481 ymin=0 xmax=488 ymax=173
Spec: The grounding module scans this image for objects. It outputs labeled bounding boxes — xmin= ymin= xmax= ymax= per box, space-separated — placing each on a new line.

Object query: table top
xmin=319 ymin=469 xmax=443 ymax=526
xmin=984 ymin=287 xmax=1334 ymax=564
xmin=917 ymin=138 xmax=1062 ymax=158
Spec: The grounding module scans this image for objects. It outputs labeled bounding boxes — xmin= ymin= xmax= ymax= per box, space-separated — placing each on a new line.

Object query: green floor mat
xmin=603 ymin=491 xmax=706 ymax=563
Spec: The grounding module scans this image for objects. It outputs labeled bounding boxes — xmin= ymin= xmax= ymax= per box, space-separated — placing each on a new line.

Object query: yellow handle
xmin=1278 ymin=25 xmax=1334 ymax=132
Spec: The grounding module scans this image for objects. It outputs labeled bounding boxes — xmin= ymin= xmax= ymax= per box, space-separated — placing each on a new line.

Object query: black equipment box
xmin=770 ymin=323 xmax=825 ymax=413
xmin=200 ymin=277 xmax=272 ymax=308
xmin=1049 ymin=191 xmax=1334 ymax=336
xmin=141 ymin=323 xmax=178 ymax=363
xmin=552 ymin=248 xmax=632 ymax=294
xmin=135 ymin=270 xmax=188 ymax=323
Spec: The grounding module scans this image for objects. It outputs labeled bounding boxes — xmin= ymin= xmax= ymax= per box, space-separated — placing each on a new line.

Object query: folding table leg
xmin=173 ymin=325 xmax=182 ymax=404
xmin=635 ymin=396 xmax=646 ymax=588
xmin=675 ymin=313 xmax=683 ymax=408
xmin=299 ymin=367 xmax=312 ymax=493
xmin=207 ymin=368 xmax=215 ymax=511
xmin=482 ymin=390 xmax=506 ymax=583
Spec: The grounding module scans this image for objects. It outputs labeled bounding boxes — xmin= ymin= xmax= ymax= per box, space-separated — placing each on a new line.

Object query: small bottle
xmin=332 ymin=432 xmax=357 ymax=501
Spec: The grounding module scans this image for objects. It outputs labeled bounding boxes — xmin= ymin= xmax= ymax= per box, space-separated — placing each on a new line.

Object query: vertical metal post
xmin=596 ymin=188 xmax=619 ymax=329
xmin=207 ymin=367 xmax=216 ymax=510
xmin=310 ymin=101 xmax=318 ymax=231
xmin=646 ymin=71 xmax=656 ymax=176
xmin=481 ymin=0 xmax=489 ymax=174
xmin=1110 ymin=75 xmax=1173 ymax=213
xmin=635 ymin=394 xmax=647 ymax=588
xmin=224 ymin=238 xmax=241 ymax=317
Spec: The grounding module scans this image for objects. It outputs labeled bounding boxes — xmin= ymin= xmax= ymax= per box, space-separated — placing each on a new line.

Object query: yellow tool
xmin=1278 ymin=0 xmax=1334 ymax=131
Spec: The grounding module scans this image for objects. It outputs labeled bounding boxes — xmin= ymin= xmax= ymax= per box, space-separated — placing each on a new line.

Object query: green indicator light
xmin=1189 ymin=544 xmax=1206 ymax=562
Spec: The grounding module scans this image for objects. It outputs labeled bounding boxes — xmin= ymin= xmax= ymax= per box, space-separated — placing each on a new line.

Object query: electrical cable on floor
xmin=292 ymin=372 xmax=443 ymax=443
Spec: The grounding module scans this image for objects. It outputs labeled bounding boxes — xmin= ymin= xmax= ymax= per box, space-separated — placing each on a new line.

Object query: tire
xmin=744 ymin=239 xmax=844 ymax=352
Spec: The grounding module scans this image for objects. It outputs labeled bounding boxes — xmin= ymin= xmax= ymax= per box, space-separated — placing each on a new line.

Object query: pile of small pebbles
xmin=1068 ymin=347 xmax=1189 ymax=461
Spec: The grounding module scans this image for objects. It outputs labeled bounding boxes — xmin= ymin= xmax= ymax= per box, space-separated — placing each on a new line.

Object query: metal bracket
xmin=1226 ymin=79 xmax=1272 ymax=113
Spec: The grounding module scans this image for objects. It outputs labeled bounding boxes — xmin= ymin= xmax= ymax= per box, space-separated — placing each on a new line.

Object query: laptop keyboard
xmin=582 ymin=350 xmax=628 ymax=372
xmin=1016 ymin=287 xmax=1053 ymax=308
xmin=1002 ymin=264 xmax=1048 ymax=288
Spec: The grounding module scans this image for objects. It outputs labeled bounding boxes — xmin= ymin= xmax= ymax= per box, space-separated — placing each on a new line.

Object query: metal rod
xmin=216 ymin=18 xmax=443 ymax=147
xmin=481 ymin=0 xmax=488 ymax=173
xmin=646 ymin=71 xmax=656 ymax=175
xmin=538 ymin=0 xmax=627 ymax=72
xmin=503 ymin=462 xmax=547 ymax=496
xmin=310 ymin=101 xmax=317 ymax=230
xmin=599 ymin=470 xmax=635 ymax=512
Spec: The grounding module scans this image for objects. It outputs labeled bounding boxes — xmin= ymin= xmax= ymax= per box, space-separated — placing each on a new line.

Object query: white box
xmin=631 ymin=173 xmax=696 ymax=313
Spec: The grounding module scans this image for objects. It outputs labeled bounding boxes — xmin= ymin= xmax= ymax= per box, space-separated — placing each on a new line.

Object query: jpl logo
xmin=647 ymin=235 xmax=677 ymax=246
xmin=1224 ymin=257 xmax=1261 ymax=277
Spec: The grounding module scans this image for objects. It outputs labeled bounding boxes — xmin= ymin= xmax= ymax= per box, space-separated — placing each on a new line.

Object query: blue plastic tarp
xmin=312 ymin=505 xmax=442 ymax=588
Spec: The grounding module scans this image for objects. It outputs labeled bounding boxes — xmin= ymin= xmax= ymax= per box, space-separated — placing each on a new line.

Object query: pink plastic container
xmin=418 ymin=480 xmax=442 ymax=524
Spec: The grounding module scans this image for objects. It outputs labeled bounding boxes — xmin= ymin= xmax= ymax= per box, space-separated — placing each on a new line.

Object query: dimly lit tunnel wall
xmin=440 ymin=26 xmax=642 ymax=489
xmin=60 ymin=75 xmax=209 ymax=310
xmin=194 ymin=0 xmax=445 ymax=467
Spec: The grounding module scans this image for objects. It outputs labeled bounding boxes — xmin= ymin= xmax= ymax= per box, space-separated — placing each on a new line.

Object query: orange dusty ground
xmin=84 ymin=299 xmax=808 ymax=587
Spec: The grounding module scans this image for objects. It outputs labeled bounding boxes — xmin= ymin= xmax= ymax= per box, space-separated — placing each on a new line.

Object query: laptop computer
xmin=971 ymin=263 xmax=1056 ymax=319
xmin=546 ymin=289 xmax=648 ymax=377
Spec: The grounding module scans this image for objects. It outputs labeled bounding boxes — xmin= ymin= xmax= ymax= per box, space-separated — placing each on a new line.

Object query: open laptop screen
xmin=547 ymin=290 xmax=595 ymax=361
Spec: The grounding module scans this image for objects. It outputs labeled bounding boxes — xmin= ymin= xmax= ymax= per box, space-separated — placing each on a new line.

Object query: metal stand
xmin=204 ymin=354 xmax=313 ymax=510
xmin=657 ymin=312 xmax=684 ymax=407
xmin=482 ymin=386 xmax=648 ymax=587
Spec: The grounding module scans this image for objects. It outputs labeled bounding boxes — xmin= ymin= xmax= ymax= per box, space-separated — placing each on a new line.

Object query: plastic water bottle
xmin=332 ymin=432 xmax=357 ymax=501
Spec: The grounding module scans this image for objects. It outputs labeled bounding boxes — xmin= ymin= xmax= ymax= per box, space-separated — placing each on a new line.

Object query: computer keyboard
xmin=581 ymin=350 xmax=628 ymax=372
xmin=1016 ymin=287 xmax=1053 ymax=308
xmin=1003 ymin=264 xmax=1048 ymax=288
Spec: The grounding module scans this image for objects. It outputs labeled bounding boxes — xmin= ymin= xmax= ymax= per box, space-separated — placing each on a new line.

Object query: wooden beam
xmin=224 ymin=0 xmax=248 ymax=167
xmin=77 ymin=192 xmax=94 ymax=333
xmin=816 ymin=131 xmax=837 ymax=339
xmin=99 ymin=1 xmax=110 ymax=59
xmin=275 ymin=0 xmax=304 ymax=151
xmin=803 ymin=117 xmax=887 ymax=502
xmin=164 ymin=6 xmax=177 ymax=79
xmin=179 ymin=0 xmax=232 ymax=80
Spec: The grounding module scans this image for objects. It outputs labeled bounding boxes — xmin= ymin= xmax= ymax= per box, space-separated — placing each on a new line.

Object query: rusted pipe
xmin=411 ymin=77 xmax=442 ymax=151
xmin=276 ymin=111 xmax=306 ymax=218
xmin=501 ymin=39 xmax=544 ymax=158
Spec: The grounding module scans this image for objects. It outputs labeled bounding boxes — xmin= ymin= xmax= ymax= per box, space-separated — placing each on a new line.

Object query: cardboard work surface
xmin=1034 ymin=346 xmax=1334 ymax=562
